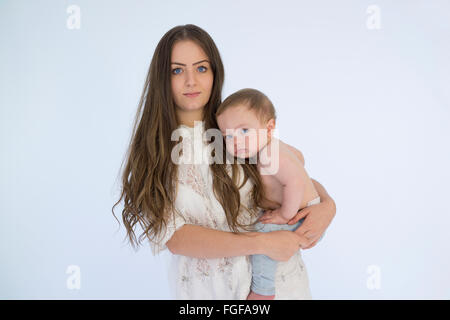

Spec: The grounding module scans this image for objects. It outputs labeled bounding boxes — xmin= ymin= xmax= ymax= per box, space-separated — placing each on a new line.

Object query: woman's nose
xmin=185 ymin=69 xmax=197 ymax=87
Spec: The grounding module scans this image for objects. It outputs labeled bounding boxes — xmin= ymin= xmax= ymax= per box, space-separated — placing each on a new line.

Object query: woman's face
xmin=171 ymin=40 xmax=214 ymax=121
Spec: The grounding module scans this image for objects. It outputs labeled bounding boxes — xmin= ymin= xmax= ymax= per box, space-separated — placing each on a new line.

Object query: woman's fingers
xmin=302 ymin=238 xmax=319 ymax=249
xmin=287 ymin=208 xmax=310 ymax=225
xmin=294 ymin=226 xmax=316 ymax=243
xmin=303 ymin=230 xmax=316 ymax=239
xmin=297 ymin=234 xmax=311 ymax=248
xmin=302 ymin=230 xmax=321 ymax=249
xmin=264 ymin=231 xmax=305 ymax=261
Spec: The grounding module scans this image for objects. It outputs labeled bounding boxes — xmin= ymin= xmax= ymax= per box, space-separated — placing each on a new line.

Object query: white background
xmin=1 ymin=0 xmax=449 ymax=299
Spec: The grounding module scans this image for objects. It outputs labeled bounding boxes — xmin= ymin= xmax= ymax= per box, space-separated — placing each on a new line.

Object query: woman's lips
xmin=184 ymin=92 xmax=200 ymax=98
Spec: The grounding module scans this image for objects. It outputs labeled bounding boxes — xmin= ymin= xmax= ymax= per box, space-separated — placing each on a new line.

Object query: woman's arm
xmin=291 ymin=178 xmax=336 ymax=249
xmin=311 ymin=178 xmax=336 ymax=216
xmin=166 ymin=224 xmax=310 ymax=261
xmin=167 ymin=225 xmax=261 ymax=257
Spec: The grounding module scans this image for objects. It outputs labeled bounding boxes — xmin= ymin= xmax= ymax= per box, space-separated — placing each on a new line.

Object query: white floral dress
xmin=150 ymin=122 xmax=312 ymax=300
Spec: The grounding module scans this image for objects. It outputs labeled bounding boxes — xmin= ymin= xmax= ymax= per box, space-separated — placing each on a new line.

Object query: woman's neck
xmin=176 ymin=108 xmax=203 ymax=128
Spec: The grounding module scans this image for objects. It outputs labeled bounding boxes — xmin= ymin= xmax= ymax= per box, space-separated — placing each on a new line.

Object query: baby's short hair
xmin=216 ymin=88 xmax=276 ymax=123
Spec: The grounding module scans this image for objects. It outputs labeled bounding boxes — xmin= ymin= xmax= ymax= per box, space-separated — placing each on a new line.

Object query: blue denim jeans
xmin=250 ymin=200 xmax=324 ymax=296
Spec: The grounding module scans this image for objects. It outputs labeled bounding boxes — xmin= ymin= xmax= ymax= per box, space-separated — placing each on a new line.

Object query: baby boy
xmin=216 ymin=88 xmax=322 ymax=300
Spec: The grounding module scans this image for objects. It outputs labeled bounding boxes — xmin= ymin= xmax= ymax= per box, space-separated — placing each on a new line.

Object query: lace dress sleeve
xmin=150 ymin=123 xmax=229 ymax=256
xmin=149 ymin=160 xmax=210 ymax=255
xmin=149 ymin=206 xmax=187 ymax=256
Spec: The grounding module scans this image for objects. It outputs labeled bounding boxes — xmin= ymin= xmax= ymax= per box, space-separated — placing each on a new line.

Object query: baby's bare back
xmin=258 ymin=139 xmax=319 ymax=210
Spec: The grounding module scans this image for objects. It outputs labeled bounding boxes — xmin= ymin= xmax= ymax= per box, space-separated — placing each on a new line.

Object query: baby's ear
xmin=266 ymin=118 xmax=276 ymax=135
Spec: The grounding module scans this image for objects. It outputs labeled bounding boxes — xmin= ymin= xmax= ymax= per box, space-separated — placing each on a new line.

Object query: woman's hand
xmin=260 ymin=230 xmax=310 ymax=261
xmin=290 ymin=179 xmax=336 ymax=249
xmin=289 ymin=202 xmax=332 ymax=249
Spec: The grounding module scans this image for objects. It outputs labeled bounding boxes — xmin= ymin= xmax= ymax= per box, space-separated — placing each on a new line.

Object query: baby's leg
xmin=249 ymin=251 xmax=277 ymax=299
xmin=248 ymin=218 xmax=310 ymax=300
xmin=248 ymin=221 xmax=283 ymax=299
xmin=247 ymin=291 xmax=275 ymax=300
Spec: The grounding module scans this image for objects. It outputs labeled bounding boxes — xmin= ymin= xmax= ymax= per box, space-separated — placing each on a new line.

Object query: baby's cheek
xmin=245 ymin=135 xmax=258 ymax=152
xmin=225 ymin=141 xmax=234 ymax=154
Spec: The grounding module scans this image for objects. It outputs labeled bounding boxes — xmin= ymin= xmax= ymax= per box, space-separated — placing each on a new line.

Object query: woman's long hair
xmin=112 ymin=24 xmax=267 ymax=249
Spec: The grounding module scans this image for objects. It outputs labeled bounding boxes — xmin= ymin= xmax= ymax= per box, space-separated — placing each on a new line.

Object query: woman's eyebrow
xmin=171 ymin=59 xmax=210 ymax=66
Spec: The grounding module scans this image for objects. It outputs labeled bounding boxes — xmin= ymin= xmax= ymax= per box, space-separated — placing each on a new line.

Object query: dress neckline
xmin=178 ymin=121 xmax=205 ymax=132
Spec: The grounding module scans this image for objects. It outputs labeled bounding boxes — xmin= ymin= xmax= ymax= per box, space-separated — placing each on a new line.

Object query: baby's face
xmin=216 ymin=104 xmax=271 ymax=159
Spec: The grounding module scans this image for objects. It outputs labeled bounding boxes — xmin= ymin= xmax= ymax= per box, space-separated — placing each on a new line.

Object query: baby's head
xmin=216 ymin=88 xmax=276 ymax=159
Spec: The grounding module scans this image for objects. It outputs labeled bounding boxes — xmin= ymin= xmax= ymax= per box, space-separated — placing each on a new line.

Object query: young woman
xmin=112 ymin=24 xmax=336 ymax=299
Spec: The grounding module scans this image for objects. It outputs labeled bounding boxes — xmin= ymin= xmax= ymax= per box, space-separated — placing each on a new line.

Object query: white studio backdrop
xmin=1 ymin=0 xmax=449 ymax=299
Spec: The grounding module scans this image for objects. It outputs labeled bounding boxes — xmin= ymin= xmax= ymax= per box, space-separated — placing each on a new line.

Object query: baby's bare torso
xmin=257 ymin=139 xmax=319 ymax=210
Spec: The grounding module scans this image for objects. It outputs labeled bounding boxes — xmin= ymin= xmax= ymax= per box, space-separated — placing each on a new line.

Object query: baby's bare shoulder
xmin=267 ymin=139 xmax=305 ymax=182
xmin=278 ymin=139 xmax=305 ymax=166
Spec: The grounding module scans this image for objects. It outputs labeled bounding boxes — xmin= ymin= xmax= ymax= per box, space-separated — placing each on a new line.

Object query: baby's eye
xmin=172 ymin=68 xmax=182 ymax=75
xmin=197 ymin=66 xmax=207 ymax=73
xmin=224 ymin=134 xmax=233 ymax=139
xmin=241 ymin=128 xmax=249 ymax=134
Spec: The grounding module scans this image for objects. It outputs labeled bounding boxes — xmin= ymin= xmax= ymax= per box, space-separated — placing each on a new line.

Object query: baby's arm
xmin=271 ymin=152 xmax=306 ymax=222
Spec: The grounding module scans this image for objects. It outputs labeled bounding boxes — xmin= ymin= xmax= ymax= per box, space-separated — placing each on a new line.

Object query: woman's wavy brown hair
xmin=112 ymin=24 xmax=268 ymax=250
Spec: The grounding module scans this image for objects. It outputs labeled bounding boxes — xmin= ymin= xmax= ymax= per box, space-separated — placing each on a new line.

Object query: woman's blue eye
xmin=225 ymin=134 xmax=233 ymax=139
xmin=241 ymin=128 xmax=249 ymax=134
xmin=197 ymin=66 xmax=207 ymax=72
xmin=172 ymin=68 xmax=182 ymax=75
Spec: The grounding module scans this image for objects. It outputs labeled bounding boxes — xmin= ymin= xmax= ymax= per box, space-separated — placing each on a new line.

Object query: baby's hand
xmin=258 ymin=208 xmax=290 ymax=225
